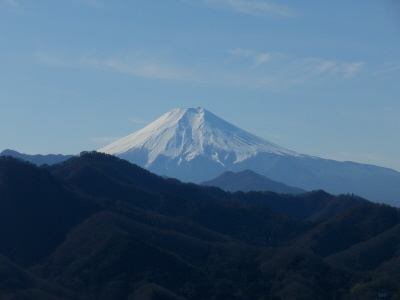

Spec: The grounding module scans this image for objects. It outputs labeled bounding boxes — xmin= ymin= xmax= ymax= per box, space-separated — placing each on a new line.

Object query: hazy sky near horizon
xmin=1 ymin=0 xmax=400 ymax=171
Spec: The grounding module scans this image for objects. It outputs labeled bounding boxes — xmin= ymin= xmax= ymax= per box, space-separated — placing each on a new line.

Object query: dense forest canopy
xmin=0 ymin=152 xmax=400 ymax=300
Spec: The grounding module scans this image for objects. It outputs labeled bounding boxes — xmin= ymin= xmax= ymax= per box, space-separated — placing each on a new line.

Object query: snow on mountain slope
xmin=99 ymin=107 xmax=304 ymax=167
xmin=99 ymin=107 xmax=400 ymax=206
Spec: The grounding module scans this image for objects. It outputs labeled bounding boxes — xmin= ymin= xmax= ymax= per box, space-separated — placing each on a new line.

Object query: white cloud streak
xmin=226 ymin=49 xmax=365 ymax=90
xmin=196 ymin=0 xmax=294 ymax=17
xmin=36 ymin=52 xmax=71 ymax=68
xmin=36 ymin=51 xmax=203 ymax=82
xmin=228 ymin=49 xmax=273 ymax=67
xmin=2 ymin=0 xmax=26 ymax=13
xmin=67 ymin=0 xmax=102 ymax=7
xmin=104 ymin=57 xmax=199 ymax=81
xmin=344 ymin=62 xmax=365 ymax=78
xmin=36 ymin=49 xmax=366 ymax=92
xmin=3 ymin=0 xmax=17 ymax=6
xmin=374 ymin=61 xmax=400 ymax=75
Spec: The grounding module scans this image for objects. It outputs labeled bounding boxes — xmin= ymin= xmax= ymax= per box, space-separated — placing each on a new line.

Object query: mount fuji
xmin=100 ymin=107 xmax=400 ymax=206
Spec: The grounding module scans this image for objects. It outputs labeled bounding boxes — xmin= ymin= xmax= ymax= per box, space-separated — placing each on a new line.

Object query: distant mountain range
xmin=201 ymin=169 xmax=305 ymax=194
xmin=0 ymin=149 xmax=73 ymax=165
xmin=1 ymin=152 xmax=400 ymax=299
xmin=3 ymin=107 xmax=400 ymax=206
xmin=99 ymin=107 xmax=400 ymax=206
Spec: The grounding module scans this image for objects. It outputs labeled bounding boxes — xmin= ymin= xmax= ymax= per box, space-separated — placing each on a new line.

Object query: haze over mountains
xmin=100 ymin=107 xmax=400 ymax=206
xmin=0 ymin=149 xmax=74 ymax=166
xmin=2 ymin=107 xmax=400 ymax=206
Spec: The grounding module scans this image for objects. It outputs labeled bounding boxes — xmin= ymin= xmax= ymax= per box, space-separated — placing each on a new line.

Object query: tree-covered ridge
xmin=0 ymin=152 xmax=399 ymax=299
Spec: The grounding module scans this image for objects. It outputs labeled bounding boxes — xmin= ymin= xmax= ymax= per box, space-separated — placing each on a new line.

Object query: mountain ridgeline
xmin=0 ymin=149 xmax=74 ymax=166
xmin=99 ymin=107 xmax=400 ymax=206
xmin=1 ymin=152 xmax=400 ymax=299
xmin=201 ymin=169 xmax=305 ymax=194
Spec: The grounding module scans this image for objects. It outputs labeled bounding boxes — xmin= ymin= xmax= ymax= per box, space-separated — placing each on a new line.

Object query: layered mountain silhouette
xmin=0 ymin=149 xmax=73 ymax=166
xmin=100 ymin=107 xmax=400 ymax=206
xmin=201 ymin=169 xmax=305 ymax=194
xmin=1 ymin=152 xmax=400 ymax=299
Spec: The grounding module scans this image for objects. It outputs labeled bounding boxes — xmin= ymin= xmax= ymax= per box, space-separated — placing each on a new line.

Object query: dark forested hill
xmin=0 ymin=156 xmax=99 ymax=267
xmin=1 ymin=152 xmax=400 ymax=300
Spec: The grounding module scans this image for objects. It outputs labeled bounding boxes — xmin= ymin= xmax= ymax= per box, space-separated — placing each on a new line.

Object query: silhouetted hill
xmin=34 ymin=211 xmax=213 ymax=299
xmin=0 ymin=253 xmax=76 ymax=300
xmin=233 ymin=189 xmax=368 ymax=221
xmin=201 ymin=169 xmax=305 ymax=194
xmin=49 ymin=151 xmax=222 ymax=208
xmin=0 ymin=149 xmax=74 ymax=165
xmin=0 ymin=156 xmax=100 ymax=267
xmin=50 ymin=152 xmax=365 ymax=223
xmin=99 ymin=107 xmax=400 ymax=206
xmin=48 ymin=152 xmax=303 ymax=247
xmin=1 ymin=151 xmax=400 ymax=299
xmin=290 ymin=202 xmax=400 ymax=257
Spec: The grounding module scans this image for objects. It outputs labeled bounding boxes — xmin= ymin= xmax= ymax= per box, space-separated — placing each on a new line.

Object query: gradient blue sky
xmin=1 ymin=0 xmax=400 ymax=171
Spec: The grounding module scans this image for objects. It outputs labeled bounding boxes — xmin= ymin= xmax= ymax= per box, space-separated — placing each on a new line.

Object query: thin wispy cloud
xmin=227 ymin=49 xmax=365 ymax=90
xmin=36 ymin=52 xmax=72 ymax=68
xmin=229 ymin=49 xmax=273 ymax=67
xmin=105 ymin=56 xmax=200 ymax=81
xmin=302 ymin=58 xmax=364 ymax=78
xmin=196 ymin=0 xmax=294 ymax=18
xmin=68 ymin=0 xmax=102 ymax=7
xmin=307 ymin=59 xmax=336 ymax=74
xmin=3 ymin=0 xmax=101 ymax=12
xmin=374 ymin=61 xmax=400 ymax=75
xmin=36 ymin=49 xmax=367 ymax=92
xmin=2 ymin=0 xmax=26 ymax=13
xmin=36 ymin=51 xmax=202 ymax=82
xmin=3 ymin=0 xmax=17 ymax=6
xmin=81 ymin=0 xmax=99 ymax=5
xmin=344 ymin=62 xmax=365 ymax=78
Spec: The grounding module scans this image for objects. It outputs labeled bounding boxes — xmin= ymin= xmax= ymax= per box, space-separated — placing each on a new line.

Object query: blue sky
xmin=1 ymin=0 xmax=400 ymax=171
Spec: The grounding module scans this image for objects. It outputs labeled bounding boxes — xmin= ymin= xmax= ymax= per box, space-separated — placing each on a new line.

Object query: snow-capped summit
xmin=99 ymin=107 xmax=400 ymax=206
xmin=99 ymin=107 xmax=302 ymax=169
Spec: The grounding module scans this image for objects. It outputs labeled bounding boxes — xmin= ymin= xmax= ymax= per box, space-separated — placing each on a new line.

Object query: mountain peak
xmin=97 ymin=108 xmax=400 ymax=205
xmin=99 ymin=107 xmax=302 ymax=169
xmin=201 ymin=169 xmax=305 ymax=194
